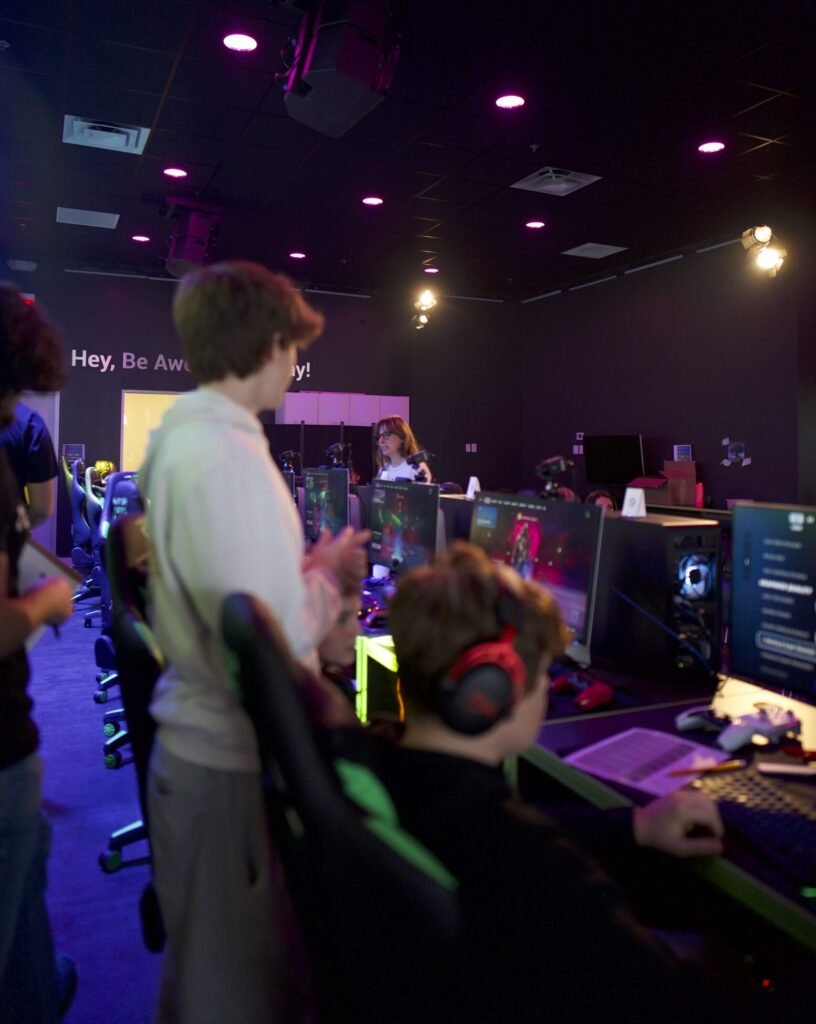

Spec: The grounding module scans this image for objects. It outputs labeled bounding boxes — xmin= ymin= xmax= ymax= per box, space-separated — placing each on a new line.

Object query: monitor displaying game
xmin=369 ymin=481 xmax=441 ymax=575
xmin=583 ymin=434 xmax=645 ymax=487
xmin=303 ymin=468 xmax=349 ymax=542
xmin=730 ymin=502 xmax=816 ymax=706
xmin=469 ymin=492 xmax=604 ymax=667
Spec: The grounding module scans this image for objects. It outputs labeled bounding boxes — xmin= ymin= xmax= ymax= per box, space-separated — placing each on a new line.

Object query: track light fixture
xmin=411 ymin=288 xmax=437 ymax=329
xmin=741 ymin=225 xmax=786 ymax=277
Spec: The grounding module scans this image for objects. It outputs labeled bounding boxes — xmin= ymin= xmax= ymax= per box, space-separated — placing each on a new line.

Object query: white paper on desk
xmin=18 ymin=540 xmax=83 ymax=650
xmin=563 ymin=727 xmax=729 ymax=797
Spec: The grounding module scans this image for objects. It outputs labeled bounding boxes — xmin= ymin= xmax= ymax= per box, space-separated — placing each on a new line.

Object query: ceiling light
xmin=289 ymin=251 xmax=306 ymax=259
xmin=163 ymin=167 xmax=188 ymax=179
xmin=5 ymin=259 xmax=37 ymax=272
xmin=754 ymin=245 xmax=786 ymax=275
xmin=224 ymin=33 xmax=257 ymax=52
xmin=496 ymin=94 xmax=525 ymax=109
xmin=698 ymin=141 xmax=725 ymax=154
xmin=526 ymin=220 xmax=545 ymax=229
xmin=411 ymin=313 xmax=428 ymax=330
xmin=741 ymin=225 xmax=772 ymax=249
xmin=415 ymin=289 xmax=437 ymax=312
xmin=132 ymin=235 xmax=150 ymax=243
xmin=362 ymin=196 xmax=384 ymax=206
xmin=423 ymin=267 xmax=439 ymax=274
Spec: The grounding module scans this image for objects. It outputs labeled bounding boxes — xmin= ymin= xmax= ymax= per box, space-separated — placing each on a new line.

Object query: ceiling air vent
xmin=511 ymin=166 xmax=601 ymax=197
xmin=63 ymin=115 xmax=150 ymax=154
xmin=562 ymin=243 xmax=627 ymax=259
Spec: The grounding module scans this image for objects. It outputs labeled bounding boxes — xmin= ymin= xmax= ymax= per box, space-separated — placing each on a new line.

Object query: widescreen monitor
xmin=469 ymin=492 xmax=604 ymax=667
xmin=369 ymin=480 xmax=441 ymax=575
xmin=583 ymin=434 xmax=645 ymax=487
xmin=730 ymin=502 xmax=816 ymax=707
xmin=303 ymin=468 xmax=349 ymax=542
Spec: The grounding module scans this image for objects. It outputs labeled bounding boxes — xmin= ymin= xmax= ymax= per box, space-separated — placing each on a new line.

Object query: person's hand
xmin=308 ymin=527 xmax=371 ymax=592
xmin=633 ymin=790 xmax=724 ymax=858
xmin=34 ymin=577 xmax=74 ymax=626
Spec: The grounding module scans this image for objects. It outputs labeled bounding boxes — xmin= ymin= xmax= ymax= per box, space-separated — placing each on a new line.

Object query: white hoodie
xmin=140 ymin=387 xmax=339 ymax=772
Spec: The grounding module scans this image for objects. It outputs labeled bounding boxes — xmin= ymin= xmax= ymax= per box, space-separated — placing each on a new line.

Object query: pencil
xmin=668 ymin=759 xmax=746 ymax=777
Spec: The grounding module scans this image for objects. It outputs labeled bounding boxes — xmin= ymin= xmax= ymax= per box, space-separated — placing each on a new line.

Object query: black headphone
xmin=436 ymin=593 xmax=528 ymax=735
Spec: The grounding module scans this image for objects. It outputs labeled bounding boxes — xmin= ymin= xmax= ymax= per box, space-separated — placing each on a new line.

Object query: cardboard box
xmin=629 ymin=461 xmax=697 ymax=506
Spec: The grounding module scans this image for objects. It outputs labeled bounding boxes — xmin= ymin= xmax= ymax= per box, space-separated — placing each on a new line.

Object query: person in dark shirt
xmin=0 ymin=283 xmax=76 ymax=1022
xmin=375 ymin=541 xmax=765 ymax=1024
xmin=0 ymin=402 xmax=59 ymax=527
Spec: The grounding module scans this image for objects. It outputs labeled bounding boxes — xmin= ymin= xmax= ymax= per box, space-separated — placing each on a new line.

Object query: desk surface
xmin=525 ymin=692 xmax=816 ymax=952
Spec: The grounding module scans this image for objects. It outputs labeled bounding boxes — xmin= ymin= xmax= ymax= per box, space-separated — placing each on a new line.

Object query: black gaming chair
xmin=61 ymin=458 xmax=98 ymax=597
xmin=98 ymin=513 xmax=165 ymax=951
xmin=221 ymin=593 xmax=459 ymax=1024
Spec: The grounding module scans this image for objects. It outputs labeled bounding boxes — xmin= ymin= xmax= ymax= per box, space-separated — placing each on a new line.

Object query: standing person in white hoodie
xmin=140 ymin=261 xmax=368 ymax=1024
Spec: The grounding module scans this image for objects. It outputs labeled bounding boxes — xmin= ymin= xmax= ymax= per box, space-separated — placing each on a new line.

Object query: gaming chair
xmin=221 ymin=593 xmax=459 ymax=1024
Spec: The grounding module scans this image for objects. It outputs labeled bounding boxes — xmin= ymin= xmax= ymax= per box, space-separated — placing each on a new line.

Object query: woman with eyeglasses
xmin=375 ymin=415 xmax=432 ymax=483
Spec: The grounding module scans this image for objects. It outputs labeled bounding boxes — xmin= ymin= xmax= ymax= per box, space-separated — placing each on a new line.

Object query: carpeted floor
xmin=29 ymin=601 xmax=161 ymax=1024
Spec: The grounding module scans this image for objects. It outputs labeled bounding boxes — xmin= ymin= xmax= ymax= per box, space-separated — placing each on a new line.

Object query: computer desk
xmin=520 ymin=678 xmax=816 ymax=953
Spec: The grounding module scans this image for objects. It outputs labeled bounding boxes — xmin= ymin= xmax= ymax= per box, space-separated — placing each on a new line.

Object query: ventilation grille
xmin=63 ymin=115 xmax=151 ymax=154
xmin=511 ymin=166 xmax=601 ymax=197
xmin=562 ymin=243 xmax=627 ymax=259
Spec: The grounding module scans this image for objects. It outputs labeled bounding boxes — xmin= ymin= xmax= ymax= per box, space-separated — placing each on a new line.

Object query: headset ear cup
xmin=437 ymin=640 xmax=527 ymax=735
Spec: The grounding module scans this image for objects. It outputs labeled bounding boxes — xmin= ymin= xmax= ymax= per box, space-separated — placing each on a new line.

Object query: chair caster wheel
xmin=104 ymin=750 xmax=123 ymax=769
xmin=99 ymin=849 xmax=123 ymax=874
xmin=103 ymin=721 xmax=118 ymax=737
xmin=94 ymin=690 xmax=108 ymax=704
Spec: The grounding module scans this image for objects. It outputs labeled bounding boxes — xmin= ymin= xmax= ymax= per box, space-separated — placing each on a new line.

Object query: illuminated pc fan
xmin=678 ymin=554 xmax=715 ymax=600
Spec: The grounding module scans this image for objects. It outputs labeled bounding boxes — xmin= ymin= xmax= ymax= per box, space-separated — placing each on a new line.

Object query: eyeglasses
xmin=377 ymin=431 xmax=392 ymax=441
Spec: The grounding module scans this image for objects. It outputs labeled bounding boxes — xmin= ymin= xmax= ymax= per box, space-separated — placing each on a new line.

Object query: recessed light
xmin=163 ymin=167 xmax=187 ymax=178
xmin=698 ymin=141 xmax=725 ymax=154
xmin=362 ymin=196 xmax=384 ymax=206
xmin=224 ymin=33 xmax=257 ymax=52
xmin=496 ymin=94 xmax=525 ymax=109
xmin=526 ymin=220 xmax=545 ymax=229
xmin=289 ymin=252 xmax=306 ymax=259
xmin=423 ymin=267 xmax=439 ymax=274
xmin=132 ymin=235 xmax=150 ymax=243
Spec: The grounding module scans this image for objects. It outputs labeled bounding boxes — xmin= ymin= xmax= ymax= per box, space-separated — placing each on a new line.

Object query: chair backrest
xmin=221 ymin=593 xmax=459 ymax=1024
xmin=106 ymin=513 xmax=162 ymax=819
xmin=66 ymin=458 xmax=92 ymax=550
xmin=98 ymin=474 xmax=143 ymax=628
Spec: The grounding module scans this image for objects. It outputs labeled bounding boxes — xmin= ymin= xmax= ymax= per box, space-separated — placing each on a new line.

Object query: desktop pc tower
xmin=591 ymin=513 xmax=721 ymax=683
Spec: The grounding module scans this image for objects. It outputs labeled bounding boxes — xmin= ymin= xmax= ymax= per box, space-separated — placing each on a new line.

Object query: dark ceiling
xmin=2 ymin=0 xmax=815 ymax=299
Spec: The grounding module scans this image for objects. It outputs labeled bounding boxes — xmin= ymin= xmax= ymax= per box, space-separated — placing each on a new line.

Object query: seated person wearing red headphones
xmin=365 ymin=542 xmax=765 ymax=1024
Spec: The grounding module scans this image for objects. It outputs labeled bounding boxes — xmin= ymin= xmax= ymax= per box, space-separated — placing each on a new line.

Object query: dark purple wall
xmin=517 ymin=244 xmax=801 ymax=508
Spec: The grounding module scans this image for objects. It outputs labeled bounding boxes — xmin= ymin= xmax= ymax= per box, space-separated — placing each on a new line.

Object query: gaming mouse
xmin=574 ymin=681 xmax=614 ymax=712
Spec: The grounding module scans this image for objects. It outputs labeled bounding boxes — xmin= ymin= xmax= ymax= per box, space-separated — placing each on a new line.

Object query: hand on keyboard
xmin=633 ymin=791 xmax=724 ymax=858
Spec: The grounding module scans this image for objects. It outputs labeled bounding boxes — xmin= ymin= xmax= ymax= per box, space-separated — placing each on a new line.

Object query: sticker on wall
xmin=720 ymin=437 xmax=752 ymax=468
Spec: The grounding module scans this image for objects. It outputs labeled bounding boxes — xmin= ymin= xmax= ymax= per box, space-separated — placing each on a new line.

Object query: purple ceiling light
xmin=224 ymin=33 xmax=257 ymax=52
xmin=698 ymin=141 xmax=725 ymax=154
xmin=362 ymin=196 xmax=384 ymax=206
xmin=526 ymin=220 xmax=545 ymax=229
xmin=132 ymin=235 xmax=150 ymax=243
xmin=423 ymin=267 xmax=439 ymax=274
xmin=289 ymin=251 xmax=306 ymax=259
xmin=163 ymin=167 xmax=188 ymax=178
xmin=496 ymin=94 xmax=525 ymax=109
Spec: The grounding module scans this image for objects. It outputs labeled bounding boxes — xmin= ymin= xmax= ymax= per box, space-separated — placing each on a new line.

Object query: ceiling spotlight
xmin=415 ymin=289 xmax=437 ymax=312
xmin=754 ymin=245 xmax=786 ymax=275
xmin=289 ymin=251 xmax=306 ymax=259
xmin=526 ymin=220 xmax=545 ymax=229
xmin=496 ymin=94 xmax=525 ymax=109
xmin=132 ymin=235 xmax=150 ymax=243
xmin=698 ymin=141 xmax=725 ymax=154
xmin=362 ymin=196 xmax=384 ymax=206
xmin=411 ymin=313 xmax=429 ymax=330
xmin=163 ymin=167 xmax=188 ymax=179
xmin=423 ymin=267 xmax=439 ymax=274
xmin=741 ymin=225 xmax=772 ymax=250
xmin=224 ymin=33 xmax=257 ymax=52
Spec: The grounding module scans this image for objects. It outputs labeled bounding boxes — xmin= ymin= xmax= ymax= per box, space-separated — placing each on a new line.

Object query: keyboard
xmin=694 ymin=770 xmax=816 ymax=888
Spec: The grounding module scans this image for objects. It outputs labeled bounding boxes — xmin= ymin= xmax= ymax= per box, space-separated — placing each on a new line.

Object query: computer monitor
xmin=583 ymin=434 xmax=645 ymax=487
xmin=303 ymin=468 xmax=349 ymax=543
xmin=369 ymin=480 xmax=441 ymax=575
xmin=730 ymin=502 xmax=816 ymax=706
xmin=469 ymin=492 xmax=604 ymax=667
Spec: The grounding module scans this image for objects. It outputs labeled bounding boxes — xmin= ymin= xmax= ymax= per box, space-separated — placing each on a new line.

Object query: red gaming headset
xmin=436 ymin=593 xmax=528 ymax=735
